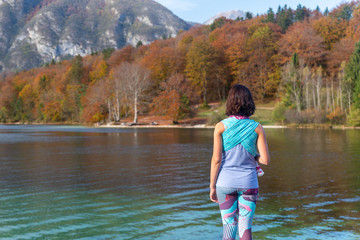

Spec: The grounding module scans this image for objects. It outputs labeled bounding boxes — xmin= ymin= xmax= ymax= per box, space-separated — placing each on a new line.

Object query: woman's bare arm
xmin=209 ymin=122 xmax=225 ymax=202
xmin=255 ymin=124 xmax=270 ymax=165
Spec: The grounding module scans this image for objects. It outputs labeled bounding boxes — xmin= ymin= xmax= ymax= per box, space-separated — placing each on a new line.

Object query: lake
xmin=0 ymin=125 xmax=359 ymax=239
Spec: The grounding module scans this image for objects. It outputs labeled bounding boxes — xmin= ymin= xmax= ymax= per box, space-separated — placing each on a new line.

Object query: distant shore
xmin=97 ymin=123 xmax=360 ymax=129
xmin=97 ymin=123 xmax=288 ymax=129
xmin=1 ymin=122 xmax=359 ymax=130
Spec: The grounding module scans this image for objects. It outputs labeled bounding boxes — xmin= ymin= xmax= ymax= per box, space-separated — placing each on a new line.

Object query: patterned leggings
xmin=216 ymin=186 xmax=258 ymax=240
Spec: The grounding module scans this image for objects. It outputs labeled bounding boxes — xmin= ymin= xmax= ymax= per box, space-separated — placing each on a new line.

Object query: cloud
xmin=155 ymin=0 xmax=197 ymax=11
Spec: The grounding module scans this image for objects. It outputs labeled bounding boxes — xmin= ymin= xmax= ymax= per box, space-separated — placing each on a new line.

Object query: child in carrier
xmin=255 ymin=154 xmax=264 ymax=177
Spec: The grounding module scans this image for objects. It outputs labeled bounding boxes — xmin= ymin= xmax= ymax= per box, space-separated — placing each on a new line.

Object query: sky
xmin=154 ymin=0 xmax=348 ymax=23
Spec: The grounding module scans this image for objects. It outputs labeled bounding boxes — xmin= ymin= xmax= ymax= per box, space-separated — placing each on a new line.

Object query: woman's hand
xmin=210 ymin=188 xmax=218 ymax=203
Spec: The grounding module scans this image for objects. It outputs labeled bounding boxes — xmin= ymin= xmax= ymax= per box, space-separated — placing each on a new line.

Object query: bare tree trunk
xmin=331 ymin=79 xmax=335 ymax=111
xmin=326 ymin=82 xmax=331 ymax=112
xmin=316 ymin=79 xmax=322 ymax=110
xmin=203 ymin=71 xmax=207 ymax=106
xmin=114 ymin=62 xmax=150 ymax=123
xmin=107 ymin=100 xmax=112 ymax=122
xmin=312 ymin=81 xmax=316 ymax=109
xmin=339 ymin=83 xmax=343 ymax=111
xmin=133 ymin=90 xmax=138 ymax=123
xmin=347 ymin=89 xmax=352 ymax=112
xmin=115 ymin=89 xmax=120 ymax=122
xmin=293 ymin=80 xmax=301 ymax=112
xmin=305 ymin=80 xmax=309 ymax=109
xmin=303 ymin=67 xmax=310 ymax=110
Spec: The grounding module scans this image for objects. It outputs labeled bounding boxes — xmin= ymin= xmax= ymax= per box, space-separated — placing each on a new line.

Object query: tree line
xmin=1 ymin=2 xmax=360 ymax=125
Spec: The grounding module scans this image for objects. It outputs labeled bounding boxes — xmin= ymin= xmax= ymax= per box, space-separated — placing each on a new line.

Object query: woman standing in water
xmin=209 ymin=84 xmax=270 ymax=240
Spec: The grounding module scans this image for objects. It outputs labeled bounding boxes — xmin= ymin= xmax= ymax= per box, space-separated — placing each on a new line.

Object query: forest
xmin=1 ymin=2 xmax=360 ymax=126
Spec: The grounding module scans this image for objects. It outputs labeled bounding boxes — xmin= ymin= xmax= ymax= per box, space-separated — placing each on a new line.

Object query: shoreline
xmin=1 ymin=122 xmax=359 ymax=130
xmin=97 ymin=124 xmax=289 ymax=129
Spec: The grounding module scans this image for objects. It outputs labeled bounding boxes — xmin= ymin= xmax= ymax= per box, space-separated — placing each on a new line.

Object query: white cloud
xmin=155 ymin=0 xmax=197 ymax=11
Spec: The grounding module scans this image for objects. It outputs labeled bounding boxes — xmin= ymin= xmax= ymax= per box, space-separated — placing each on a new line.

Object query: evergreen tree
xmin=324 ymin=7 xmax=329 ymax=16
xmin=316 ymin=6 xmax=320 ymax=12
xmin=277 ymin=5 xmax=293 ymax=32
xmin=345 ymin=41 xmax=360 ymax=109
xmin=292 ymin=52 xmax=299 ymax=68
xmin=102 ymin=48 xmax=115 ymax=60
xmin=136 ymin=40 xmax=143 ymax=48
xmin=69 ymin=55 xmax=83 ymax=84
xmin=210 ymin=17 xmax=226 ymax=31
xmin=339 ymin=5 xmax=352 ymax=21
xmin=265 ymin=8 xmax=276 ymax=23
xmin=245 ymin=12 xmax=253 ymax=20
xmin=294 ymin=4 xmax=305 ymax=22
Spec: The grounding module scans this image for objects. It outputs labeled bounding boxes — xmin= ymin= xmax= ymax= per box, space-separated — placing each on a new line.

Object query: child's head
xmin=226 ymin=84 xmax=255 ymax=117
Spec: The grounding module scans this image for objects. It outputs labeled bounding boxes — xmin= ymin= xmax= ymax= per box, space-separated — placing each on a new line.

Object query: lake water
xmin=0 ymin=125 xmax=359 ymax=240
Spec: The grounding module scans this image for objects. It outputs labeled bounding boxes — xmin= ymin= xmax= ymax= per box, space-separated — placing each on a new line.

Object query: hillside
xmin=0 ymin=0 xmax=190 ymax=71
xmin=0 ymin=2 xmax=360 ymax=126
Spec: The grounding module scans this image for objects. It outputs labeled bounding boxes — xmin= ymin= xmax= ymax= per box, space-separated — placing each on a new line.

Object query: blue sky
xmin=154 ymin=0 xmax=347 ymax=23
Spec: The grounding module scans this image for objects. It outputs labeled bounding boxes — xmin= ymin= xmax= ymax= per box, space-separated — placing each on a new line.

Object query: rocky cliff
xmin=0 ymin=0 xmax=190 ymax=71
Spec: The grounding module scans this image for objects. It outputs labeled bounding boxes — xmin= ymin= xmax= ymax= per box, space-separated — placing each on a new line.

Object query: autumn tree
xmin=81 ymin=77 xmax=111 ymax=123
xmin=346 ymin=7 xmax=360 ymax=41
xmin=89 ymin=58 xmax=109 ymax=83
xmin=279 ymin=21 xmax=328 ymax=67
xmin=246 ymin=23 xmax=281 ymax=99
xmin=61 ymin=56 xmax=86 ymax=122
xmin=313 ymin=17 xmax=348 ymax=49
xmin=185 ymin=36 xmax=218 ymax=106
xmin=142 ymin=39 xmax=184 ymax=85
xmin=151 ymin=73 xmax=191 ymax=122
xmin=327 ymin=38 xmax=355 ymax=75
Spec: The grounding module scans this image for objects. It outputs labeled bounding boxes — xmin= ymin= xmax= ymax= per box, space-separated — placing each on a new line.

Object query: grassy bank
xmin=196 ymin=101 xmax=360 ymax=128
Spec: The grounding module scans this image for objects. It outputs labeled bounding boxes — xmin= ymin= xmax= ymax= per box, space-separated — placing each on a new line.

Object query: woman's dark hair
xmin=226 ymin=84 xmax=256 ymax=117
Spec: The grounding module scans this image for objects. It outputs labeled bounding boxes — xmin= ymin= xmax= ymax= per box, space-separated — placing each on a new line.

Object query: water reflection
xmin=0 ymin=125 xmax=359 ymax=239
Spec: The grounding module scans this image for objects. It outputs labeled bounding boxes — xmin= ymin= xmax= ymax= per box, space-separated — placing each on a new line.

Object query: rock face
xmin=0 ymin=0 xmax=190 ymax=71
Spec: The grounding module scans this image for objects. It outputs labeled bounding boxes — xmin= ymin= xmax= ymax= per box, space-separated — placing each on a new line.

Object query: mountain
xmin=0 ymin=0 xmax=190 ymax=71
xmin=204 ymin=10 xmax=246 ymax=25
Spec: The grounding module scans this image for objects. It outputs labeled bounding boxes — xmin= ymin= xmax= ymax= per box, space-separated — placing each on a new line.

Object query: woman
xmin=209 ymin=84 xmax=270 ymax=240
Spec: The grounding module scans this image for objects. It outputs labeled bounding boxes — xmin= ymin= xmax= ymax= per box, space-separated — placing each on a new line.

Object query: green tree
xmin=277 ymin=5 xmax=293 ymax=32
xmin=245 ymin=12 xmax=253 ymax=20
xmin=136 ymin=40 xmax=143 ymax=48
xmin=69 ymin=55 xmax=83 ymax=84
xmin=102 ymin=48 xmax=115 ymax=60
xmin=324 ymin=7 xmax=329 ymax=16
xmin=282 ymin=53 xmax=303 ymax=112
xmin=339 ymin=5 xmax=352 ymax=21
xmin=210 ymin=17 xmax=226 ymax=31
xmin=344 ymin=41 xmax=360 ymax=109
xmin=265 ymin=8 xmax=276 ymax=23
xmin=294 ymin=4 xmax=305 ymax=22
